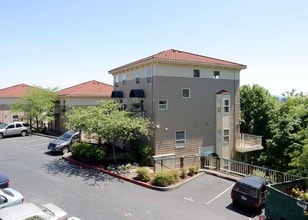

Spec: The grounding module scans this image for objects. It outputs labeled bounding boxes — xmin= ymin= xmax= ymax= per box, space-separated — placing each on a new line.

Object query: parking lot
xmin=0 ymin=134 xmax=263 ymax=219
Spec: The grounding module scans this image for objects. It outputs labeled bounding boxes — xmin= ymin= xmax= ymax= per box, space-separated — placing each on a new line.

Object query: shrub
xmin=71 ymin=142 xmax=105 ymax=163
xmin=180 ymin=167 xmax=188 ymax=179
xmin=135 ymin=167 xmax=150 ymax=182
xmin=153 ymin=169 xmax=179 ymax=187
xmin=136 ymin=145 xmax=152 ymax=166
xmin=188 ymin=165 xmax=199 ymax=176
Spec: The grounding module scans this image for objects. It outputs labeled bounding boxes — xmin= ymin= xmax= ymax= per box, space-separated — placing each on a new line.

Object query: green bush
xmin=136 ymin=145 xmax=152 ymax=166
xmin=71 ymin=142 xmax=105 ymax=163
xmin=180 ymin=167 xmax=188 ymax=179
xmin=153 ymin=169 xmax=179 ymax=187
xmin=135 ymin=167 xmax=150 ymax=182
xmin=188 ymin=165 xmax=199 ymax=176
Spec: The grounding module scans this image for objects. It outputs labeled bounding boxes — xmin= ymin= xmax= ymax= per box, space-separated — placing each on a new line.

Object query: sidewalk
xmin=202 ymin=169 xmax=242 ymax=182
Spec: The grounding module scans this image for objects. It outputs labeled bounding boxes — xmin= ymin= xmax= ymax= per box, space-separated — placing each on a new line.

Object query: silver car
xmin=0 ymin=187 xmax=24 ymax=209
xmin=0 ymin=122 xmax=31 ymax=139
xmin=0 ymin=202 xmax=69 ymax=220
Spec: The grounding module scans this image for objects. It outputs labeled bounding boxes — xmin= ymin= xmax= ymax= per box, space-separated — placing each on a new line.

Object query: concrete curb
xmin=63 ymin=156 xmax=204 ymax=191
xmin=203 ymin=169 xmax=241 ymax=182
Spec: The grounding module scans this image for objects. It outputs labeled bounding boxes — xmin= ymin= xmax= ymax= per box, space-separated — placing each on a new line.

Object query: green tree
xmin=65 ymin=100 xmax=154 ymax=163
xmin=258 ymin=91 xmax=308 ymax=174
xmin=10 ymin=86 xmax=58 ymax=131
xmin=240 ymin=84 xmax=281 ymax=162
xmin=240 ymin=84 xmax=281 ymax=140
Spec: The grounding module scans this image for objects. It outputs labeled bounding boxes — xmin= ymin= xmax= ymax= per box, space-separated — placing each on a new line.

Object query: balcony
xmin=236 ymin=133 xmax=263 ymax=153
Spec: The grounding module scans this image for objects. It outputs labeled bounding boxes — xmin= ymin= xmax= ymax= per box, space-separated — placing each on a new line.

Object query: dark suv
xmin=47 ymin=130 xmax=80 ymax=154
xmin=231 ymin=175 xmax=267 ymax=209
xmin=0 ymin=122 xmax=31 ymax=139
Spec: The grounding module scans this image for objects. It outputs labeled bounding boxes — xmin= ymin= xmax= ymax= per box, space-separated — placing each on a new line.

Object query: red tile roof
xmin=0 ymin=84 xmax=33 ymax=97
xmin=109 ymin=49 xmax=246 ymax=72
xmin=57 ymin=80 xmax=113 ymax=97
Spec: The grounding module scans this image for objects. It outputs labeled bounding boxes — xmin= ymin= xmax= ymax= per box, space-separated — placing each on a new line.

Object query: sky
xmin=0 ymin=0 xmax=307 ymax=96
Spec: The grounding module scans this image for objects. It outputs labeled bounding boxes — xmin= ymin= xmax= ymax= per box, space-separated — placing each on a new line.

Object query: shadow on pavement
xmin=41 ymin=158 xmax=125 ymax=187
xmin=225 ymin=203 xmax=262 ymax=218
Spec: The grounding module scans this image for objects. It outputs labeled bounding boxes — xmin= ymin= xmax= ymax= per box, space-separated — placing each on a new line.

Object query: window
xmin=146 ymin=67 xmax=152 ymax=84
xmin=115 ymin=75 xmax=119 ymax=87
xmin=122 ymin=74 xmax=126 ymax=85
xmin=214 ymin=71 xmax=220 ymax=79
xmin=158 ymin=100 xmax=168 ymax=110
xmin=12 ymin=115 xmax=18 ymax=121
xmin=135 ymin=71 xmax=140 ymax=84
xmin=182 ymin=88 xmax=190 ymax=98
xmin=223 ymin=129 xmax=229 ymax=143
xmin=7 ymin=124 xmax=14 ymax=129
xmin=193 ymin=69 xmax=200 ymax=78
xmin=223 ymin=99 xmax=229 ymax=113
xmin=175 ymin=131 xmax=186 ymax=148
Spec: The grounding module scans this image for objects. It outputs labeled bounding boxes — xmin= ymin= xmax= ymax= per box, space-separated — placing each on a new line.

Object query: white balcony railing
xmin=236 ymin=133 xmax=263 ymax=153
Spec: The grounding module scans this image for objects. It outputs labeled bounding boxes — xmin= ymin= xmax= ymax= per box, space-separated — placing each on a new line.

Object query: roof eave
xmin=109 ymin=59 xmax=246 ymax=74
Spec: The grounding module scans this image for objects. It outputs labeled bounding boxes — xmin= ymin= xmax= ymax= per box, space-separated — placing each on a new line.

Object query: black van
xmin=231 ymin=175 xmax=267 ymax=209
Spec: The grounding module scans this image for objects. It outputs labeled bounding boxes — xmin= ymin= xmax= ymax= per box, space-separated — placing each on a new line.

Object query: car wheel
xmin=62 ymin=147 xmax=69 ymax=155
xmin=21 ymin=131 xmax=27 ymax=137
xmin=0 ymin=133 xmax=3 ymax=139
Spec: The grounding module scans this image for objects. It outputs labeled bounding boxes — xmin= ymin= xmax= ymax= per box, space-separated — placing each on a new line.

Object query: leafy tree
xmin=257 ymin=91 xmax=308 ymax=174
xmin=10 ymin=86 xmax=58 ymax=131
xmin=240 ymin=84 xmax=281 ymax=139
xmin=240 ymin=84 xmax=281 ymax=162
xmin=65 ymin=100 xmax=154 ymax=163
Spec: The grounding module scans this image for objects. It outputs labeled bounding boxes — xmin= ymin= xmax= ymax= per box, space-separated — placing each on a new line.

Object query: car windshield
xmin=59 ymin=133 xmax=73 ymax=141
xmin=0 ymin=124 xmax=8 ymax=129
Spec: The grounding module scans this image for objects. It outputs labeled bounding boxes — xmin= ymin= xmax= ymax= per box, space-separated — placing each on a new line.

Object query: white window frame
xmin=193 ymin=69 xmax=200 ymax=78
xmin=115 ymin=75 xmax=119 ymax=87
xmin=223 ymin=99 xmax=230 ymax=113
xmin=175 ymin=130 xmax=186 ymax=148
xmin=158 ymin=99 xmax=168 ymax=110
xmin=214 ymin=71 xmax=220 ymax=79
xmin=122 ymin=74 xmax=126 ymax=85
xmin=135 ymin=71 xmax=140 ymax=84
xmin=223 ymin=129 xmax=230 ymax=144
xmin=146 ymin=67 xmax=152 ymax=84
xmin=182 ymin=88 xmax=191 ymax=98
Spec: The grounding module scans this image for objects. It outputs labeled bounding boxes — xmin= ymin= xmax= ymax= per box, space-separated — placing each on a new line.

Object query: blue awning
xmin=202 ymin=151 xmax=219 ymax=157
xmin=111 ymin=91 xmax=123 ymax=98
xmin=129 ymin=89 xmax=145 ymax=98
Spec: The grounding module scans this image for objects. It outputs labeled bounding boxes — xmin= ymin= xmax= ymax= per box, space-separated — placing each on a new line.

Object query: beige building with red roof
xmin=52 ymin=80 xmax=113 ymax=133
xmin=0 ymin=84 xmax=33 ymax=123
xmin=109 ymin=49 xmax=263 ymax=166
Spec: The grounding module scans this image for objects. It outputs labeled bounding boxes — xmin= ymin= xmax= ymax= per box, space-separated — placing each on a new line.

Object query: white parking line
xmin=206 ymin=184 xmax=234 ymax=205
xmin=184 ymin=197 xmax=194 ymax=202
